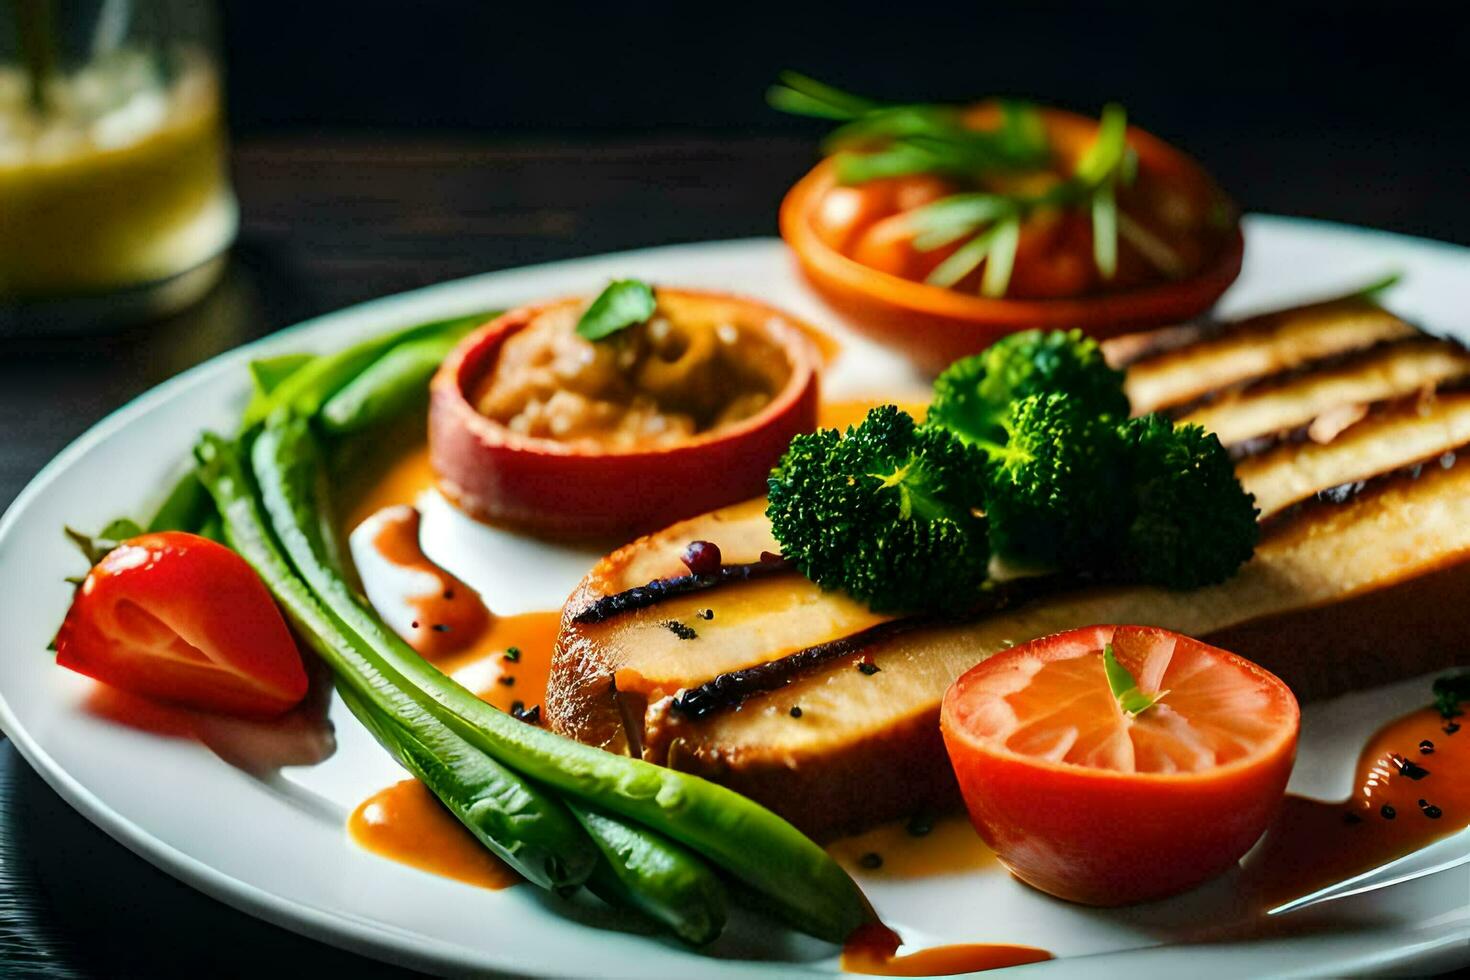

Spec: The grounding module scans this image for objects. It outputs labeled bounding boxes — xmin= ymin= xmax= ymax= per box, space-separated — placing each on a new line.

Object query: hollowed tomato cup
xmin=780 ymin=108 xmax=1245 ymax=375
xmin=429 ymin=289 xmax=821 ymax=539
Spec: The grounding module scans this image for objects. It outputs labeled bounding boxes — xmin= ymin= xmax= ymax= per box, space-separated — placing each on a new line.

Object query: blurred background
xmin=1 ymin=1 xmax=1469 ymax=974
xmin=219 ymin=0 xmax=1470 ymax=297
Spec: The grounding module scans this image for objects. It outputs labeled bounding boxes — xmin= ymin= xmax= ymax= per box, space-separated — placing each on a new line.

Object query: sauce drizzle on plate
xmin=1242 ymin=703 xmax=1467 ymax=907
xmin=349 ymin=779 xmax=519 ymax=890
xmin=841 ymin=923 xmax=1051 ymax=976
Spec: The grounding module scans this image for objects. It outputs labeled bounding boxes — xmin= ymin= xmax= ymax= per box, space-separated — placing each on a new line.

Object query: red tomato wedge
xmin=56 ymin=532 xmax=308 ymax=717
xmin=940 ymin=625 xmax=1298 ymax=906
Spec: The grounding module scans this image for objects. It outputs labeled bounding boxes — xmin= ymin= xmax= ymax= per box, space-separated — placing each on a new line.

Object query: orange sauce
xmin=819 ymin=398 xmax=931 ymax=432
xmin=346 ymin=496 xmax=562 ymax=882
xmin=437 ymin=608 xmax=560 ymax=710
xmin=352 ymin=505 xmax=489 ymax=659
xmin=828 ymin=815 xmax=997 ymax=879
xmin=348 ymin=779 xmax=519 ymax=890
xmin=1242 ymin=705 xmax=1467 ymax=907
xmin=841 ymin=923 xmax=1051 ymax=977
xmin=342 ymin=444 xmax=437 ymax=537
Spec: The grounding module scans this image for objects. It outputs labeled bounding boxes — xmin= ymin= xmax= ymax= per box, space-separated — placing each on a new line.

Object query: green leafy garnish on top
xmin=768 ymin=328 xmax=1260 ymax=612
xmin=1103 ymin=643 xmax=1166 ymax=717
xmin=769 ymin=72 xmax=1143 ymax=297
xmin=577 ymin=279 xmax=657 ymax=341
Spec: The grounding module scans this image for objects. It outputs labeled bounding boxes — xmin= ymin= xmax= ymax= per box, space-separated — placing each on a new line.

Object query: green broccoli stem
xmin=870 ymin=455 xmax=967 ymax=524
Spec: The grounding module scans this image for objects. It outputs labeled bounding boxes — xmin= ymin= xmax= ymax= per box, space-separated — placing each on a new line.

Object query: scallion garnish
xmin=772 ymin=74 xmax=1163 ymax=297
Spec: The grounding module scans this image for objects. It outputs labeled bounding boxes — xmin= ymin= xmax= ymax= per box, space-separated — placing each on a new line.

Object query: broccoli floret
xmin=928 ymin=329 xmax=1128 ymax=446
xmin=975 ymin=393 xmax=1129 ymax=572
xmin=1116 ymin=414 xmax=1259 ymax=588
xmin=766 ymin=405 xmax=990 ymax=612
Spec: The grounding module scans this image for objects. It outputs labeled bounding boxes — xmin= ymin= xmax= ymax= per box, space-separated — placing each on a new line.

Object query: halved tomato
xmin=55 ymin=532 xmax=308 ymax=717
xmin=940 ymin=625 xmax=1298 ymax=905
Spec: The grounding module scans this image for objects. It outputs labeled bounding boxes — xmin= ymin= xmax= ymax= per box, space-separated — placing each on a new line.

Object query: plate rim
xmin=1 ymin=215 xmax=1467 ymax=977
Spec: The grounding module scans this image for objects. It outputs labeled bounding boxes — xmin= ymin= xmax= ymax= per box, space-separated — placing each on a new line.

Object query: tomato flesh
xmin=56 ymin=532 xmax=308 ymax=717
xmin=940 ymin=625 xmax=1299 ymax=906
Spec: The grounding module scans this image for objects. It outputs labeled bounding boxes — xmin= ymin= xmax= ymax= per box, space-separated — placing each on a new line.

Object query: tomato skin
xmin=811 ymin=176 xmax=953 ymax=254
xmin=56 ymin=532 xmax=307 ymax=717
xmin=940 ymin=625 xmax=1298 ymax=906
xmin=779 ymin=106 xmax=1245 ymax=374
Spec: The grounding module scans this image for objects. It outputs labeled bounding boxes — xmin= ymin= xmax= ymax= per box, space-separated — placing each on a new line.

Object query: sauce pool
xmin=1241 ymin=704 xmax=1468 ymax=907
xmin=841 ymin=923 xmax=1051 ymax=977
xmin=349 ymin=779 xmax=519 ymax=890
xmin=345 ymin=499 xmax=561 ymax=885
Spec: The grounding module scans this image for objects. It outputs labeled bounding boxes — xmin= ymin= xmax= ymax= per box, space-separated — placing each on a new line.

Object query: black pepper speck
xmin=1342 ymin=810 xmax=1364 ymax=825
xmin=789 ymin=706 xmax=803 ymax=718
xmin=1381 ymin=804 xmax=1397 ymax=820
xmin=858 ymin=852 xmax=883 ymax=870
xmin=857 ymin=661 xmax=880 ymax=676
xmin=1391 ymin=754 xmax=1430 ymax=780
xmin=498 ymin=675 xmax=516 ymax=687
xmin=431 ymin=623 xmax=451 ymax=633
xmin=663 ymin=620 xmax=699 ymax=641
xmin=1420 ymin=739 xmax=1435 ymax=755
xmin=1419 ymin=799 xmax=1444 ymax=819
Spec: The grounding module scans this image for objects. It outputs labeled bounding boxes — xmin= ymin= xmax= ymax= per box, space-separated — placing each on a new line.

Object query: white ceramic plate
xmin=1 ymin=216 xmax=1468 ymax=978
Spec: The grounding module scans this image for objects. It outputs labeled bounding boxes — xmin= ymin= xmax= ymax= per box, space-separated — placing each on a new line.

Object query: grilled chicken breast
xmin=548 ymin=296 xmax=1470 ymax=839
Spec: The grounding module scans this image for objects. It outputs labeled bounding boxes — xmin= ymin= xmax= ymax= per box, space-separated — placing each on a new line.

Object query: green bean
xmin=241 ymin=311 xmax=493 ymax=431
xmin=337 ymin=682 xmax=586 ymax=894
xmin=194 ymin=432 xmax=596 ymax=891
xmin=147 ymin=470 xmax=214 ymax=534
xmin=571 ymin=801 xmax=727 ymax=946
xmin=250 ymin=413 xmax=870 ymax=944
xmin=319 ymin=318 xmax=487 ymax=436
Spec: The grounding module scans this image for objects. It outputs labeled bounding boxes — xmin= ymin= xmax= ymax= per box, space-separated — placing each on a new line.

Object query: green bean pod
xmin=241 ymin=311 xmax=493 ymax=431
xmin=194 ymin=433 xmax=597 ymax=891
xmin=571 ymin=801 xmax=727 ymax=946
xmin=318 ymin=324 xmax=481 ymax=436
xmin=249 ymin=414 xmax=870 ymax=944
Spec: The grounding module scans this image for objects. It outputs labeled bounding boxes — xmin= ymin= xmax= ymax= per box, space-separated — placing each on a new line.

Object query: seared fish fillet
xmin=548 ymin=296 xmax=1470 ymax=839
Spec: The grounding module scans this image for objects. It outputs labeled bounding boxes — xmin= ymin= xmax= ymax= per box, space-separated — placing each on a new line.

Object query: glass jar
xmin=0 ymin=0 xmax=235 ymax=330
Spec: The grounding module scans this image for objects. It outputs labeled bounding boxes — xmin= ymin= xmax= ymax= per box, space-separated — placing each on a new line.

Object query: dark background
xmin=2 ymin=2 xmax=1469 ymax=976
xmin=219 ymin=0 xmax=1470 ymax=244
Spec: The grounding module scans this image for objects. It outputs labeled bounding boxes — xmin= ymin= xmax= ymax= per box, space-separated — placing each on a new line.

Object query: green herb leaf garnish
xmin=576 ymin=279 xmax=657 ymax=341
xmin=1103 ymin=643 xmax=1166 ymax=717
xmin=63 ymin=520 xmax=143 ymax=567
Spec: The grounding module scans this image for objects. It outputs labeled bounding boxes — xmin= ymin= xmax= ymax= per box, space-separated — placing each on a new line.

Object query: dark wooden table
xmin=0 ymin=133 xmax=1465 ymax=977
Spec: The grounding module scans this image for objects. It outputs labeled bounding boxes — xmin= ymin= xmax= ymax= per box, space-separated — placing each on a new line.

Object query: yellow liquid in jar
xmin=0 ymin=50 xmax=235 ymax=298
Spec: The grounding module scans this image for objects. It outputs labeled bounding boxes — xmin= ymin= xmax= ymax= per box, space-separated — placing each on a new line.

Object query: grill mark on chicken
xmin=667 ymin=575 xmax=1077 ymax=719
xmin=1259 ymin=444 xmax=1463 ymax=532
xmin=571 ymin=555 xmax=791 ymax=624
xmin=668 ymin=618 xmax=926 ymax=719
xmin=1161 ymin=336 xmax=1458 ymax=421
xmin=1224 ymin=378 xmax=1470 ymax=461
xmin=1120 ymin=298 xmax=1413 ymax=414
